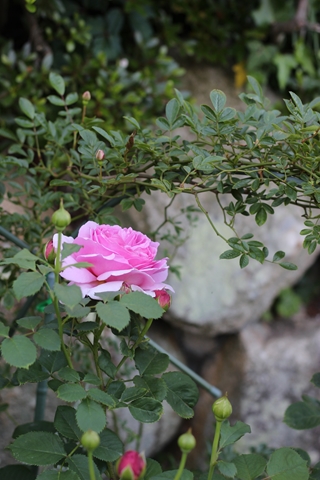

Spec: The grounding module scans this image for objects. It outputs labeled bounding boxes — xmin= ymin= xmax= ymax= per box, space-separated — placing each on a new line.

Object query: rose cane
xmin=81 ymin=430 xmax=100 ymax=480
xmin=174 ymin=429 xmax=196 ymax=480
xmin=207 ymin=394 xmax=233 ymax=480
xmin=116 ymin=451 xmax=146 ymax=480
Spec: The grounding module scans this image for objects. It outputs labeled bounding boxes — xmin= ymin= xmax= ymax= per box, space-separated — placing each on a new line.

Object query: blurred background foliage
xmin=1 ymin=0 xmax=320 ymax=135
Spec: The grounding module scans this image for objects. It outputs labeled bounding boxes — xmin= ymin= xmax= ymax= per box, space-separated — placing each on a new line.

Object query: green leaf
xmin=33 ymin=328 xmax=61 ymax=351
xmin=284 ymin=400 xmax=320 ymax=429
xmin=54 ymin=405 xmax=82 ymax=440
xmin=0 ymin=465 xmax=37 ymax=480
xmin=311 ymin=372 xmax=320 ymax=388
xmin=82 ymin=373 xmax=101 ymax=385
xmin=19 ymin=98 xmax=35 ymax=120
xmin=13 ymin=272 xmax=45 ymax=300
xmin=16 ymin=316 xmax=42 ymax=330
xmin=37 ymin=470 xmax=80 ymax=480
xmin=120 ymin=292 xmax=164 ymax=319
xmin=220 ymin=250 xmax=241 ymax=260
xmin=146 ymin=459 xmax=162 ymax=480
xmin=233 ymin=454 xmax=267 ymax=480
xmin=239 ymin=254 xmax=249 ymax=269
xmin=150 ymin=469 xmax=193 ymax=480
xmin=219 ymin=421 xmax=251 ymax=448
xmin=96 ymin=301 xmax=130 ymax=332
xmin=266 ymin=447 xmax=309 ymax=480
xmin=93 ymin=429 xmax=123 ymax=462
xmin=10 ymin=431 xmax=66 ymax=465
xmin=12 ymin=421 xmax=56 ymax=439
xmin=1 ymin=336 xmax=37 ymax=368
xmin=135 ymin=346 xmax=169 ymax=375
xmin=210 ymin=89 xmax=226 ymax=112
xmin=98 ymin=350 xmax=117 ymax=378
xmin=17 ymin=362 xmax=49 ymax=384
xmin=217 ymin=461 xmax=237 ymax=478
xmin=133 ymin=376 xmax=167 ymax=402
xmin=47 ymin=95 xmax=65 ymax=106
xmin=49 ymin=72 xmax=65 ymax=96
xmin=92 ymin=126 xmax=115 ymax=146
xmin=54 ymin=284 xmax=83 ymax=309
xmin=39 ymin=351 xmax=68 ymax=374
xmin=65 ymin=92 xmax=79 ymax=105
xmin=279 ymin=262 xmax=298 ymax=271
xmin=156 ymin=117 xmax=170 ymax=130
xmin=58 ymin=367 xmax=80 ymax=384
xmin=76 ymin=398 xmax=106 ymax=433
xmin=163 ymin=371 xmax=198 ymax=419
xmin=0 ymin=321 xmax=9 ymax=338
xmin=106 ymin=381 xmax=125 ymax=400
xmin=121 ymin=386 xmax=147 ymax=403
xmin=57 ymin=384 xmax=87 ymax=403
xmin=123 ymin=116 xmax=141 ymax=130
xmin=255 ymin=207 xmax=267 ymax=226
xmin=273 ymin=251 xmax=285 ymax=262
xmin=166 ymin=98 xmax=180 ymax=125
xmin=68 ymin=454 xmax=102 ymax=480
xmin=129 ymin=397 xmax=163 ymax=423
xmin=61 ymin=243 xmax=83 ymax=260
xmin=0 ymin=249 xmax=38 ymax=270
xmin=87 ymin=388 xmax=117 ymax=407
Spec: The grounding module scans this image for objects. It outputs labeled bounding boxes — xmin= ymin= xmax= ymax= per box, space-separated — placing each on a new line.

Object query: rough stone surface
xmin=189 ymin=312 xmax=320 ymax=467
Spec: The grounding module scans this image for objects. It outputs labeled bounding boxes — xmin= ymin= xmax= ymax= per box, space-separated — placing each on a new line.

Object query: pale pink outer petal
xmin=86 ymin=281 xmax=124 ymax=299
xmin=52 ymin=233 xmax=74 ymax=250
xmin=77 ymin=220 xmax=99 ymax=238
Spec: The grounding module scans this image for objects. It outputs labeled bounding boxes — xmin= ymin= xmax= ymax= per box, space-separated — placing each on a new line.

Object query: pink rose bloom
xmin=116 ymin=451 xmax=146 ymax=480
xmin=53 ymin=221 xmax=173 ymax=300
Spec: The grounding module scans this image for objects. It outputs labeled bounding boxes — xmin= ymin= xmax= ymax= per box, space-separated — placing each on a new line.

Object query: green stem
xmin=88 ymin=450 xmax=97 ymax=480
xmin=174 ymin=452 xmax=188 ymax=480
xmin=53 ymin=231 xmax=73 ymax=369
xmin=195 ymin=194 xmax=228 ymax=242
xmin=207 ymin=420 xmax=222 ymax=480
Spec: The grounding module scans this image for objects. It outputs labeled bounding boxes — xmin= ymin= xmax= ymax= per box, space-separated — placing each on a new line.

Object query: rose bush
xmin=53 ymin=221 xmax=173 ymax=299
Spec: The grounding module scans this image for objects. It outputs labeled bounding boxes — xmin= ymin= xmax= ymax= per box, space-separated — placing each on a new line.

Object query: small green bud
xmin=81 ymin=430 xmax=100 ymax=451
xmin=177 ymin=429 xmax=196 ymax=453
xmin=212 ymin=394 xmax=232 ymax=422
xmin=51 ymin=199 xmax=71 ymax=231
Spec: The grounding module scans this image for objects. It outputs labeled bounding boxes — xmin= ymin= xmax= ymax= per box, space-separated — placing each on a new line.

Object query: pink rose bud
xmin=154 ymin=289 xmax=171 ymax=311
xmin=82 ymin=90 xmax=91 ymax=105
xmin=96 ymin=149 xmax=105 ymax=163
xmin=120 ymin=282 xmax=132 ymax=294
xmin=44 ymin=239 xmax=55 ymax=264
xmin=116 ymin=451 xmax=146 ymax=480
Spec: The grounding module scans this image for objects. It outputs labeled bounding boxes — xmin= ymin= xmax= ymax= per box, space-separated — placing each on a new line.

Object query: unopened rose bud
xmin=51 ymin=199 xmax=71 ymax=231
xmin=81 ymin=430 xmax=100 ymax=451
xmin=154 ymin=290 xmax=171 ymax=311
xmin=212 ymin=394 xmax=232 ymax=422
xmin=44 ymin=239 xmax=55 ymax=264
xmin=178 ymin=429 xmax=196 ymax=453
xmin=82 ymin=90 xmax=91 ymax=105
xmin=116 ymin=451 xmax=146 ymax=480
xmin=121 ymin=282 xmax=132 ymax=294
xmin=96 ymin=149 xmax=105 ymax=164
